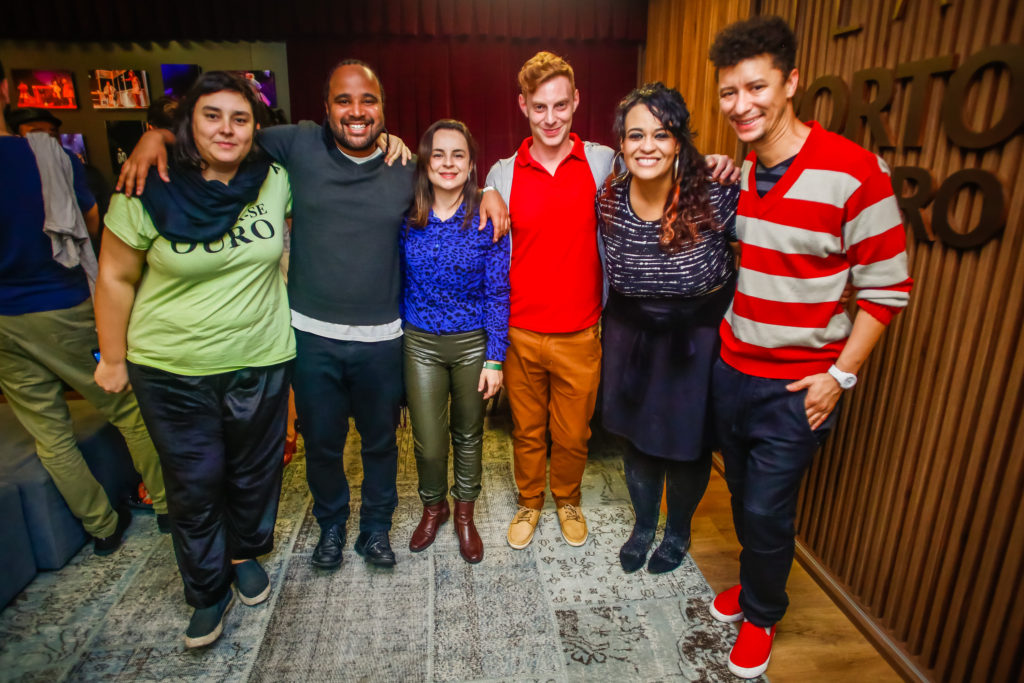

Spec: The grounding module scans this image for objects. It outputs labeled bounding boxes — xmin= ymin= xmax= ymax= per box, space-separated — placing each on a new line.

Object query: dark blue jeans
xmin=293 ymin=330 xmax=402 ymax=534
xmin=128 ymin=361 xmax=291 ymax=608
xmin=711 ymin=359 xmax=839 ymax=626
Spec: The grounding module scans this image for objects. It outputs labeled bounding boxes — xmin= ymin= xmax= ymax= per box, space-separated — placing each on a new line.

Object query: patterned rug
xmin=0 ymin=411 xmax=760 ymax=682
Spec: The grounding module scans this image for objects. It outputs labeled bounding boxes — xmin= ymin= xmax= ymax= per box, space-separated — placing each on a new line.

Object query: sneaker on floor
xmin=710 ymin=584 xmax=745 ymax=623
xmin=506 ymin=505 xmax=541 ymax=549
xmin=728 ymin=620 xmax=776 ymax=679
xmin=184 ymin=590 xmax=235 ymax=649
xmin=556 ymin=504 xmax=588 ymax=546
xmin=233 ymin=559 xmax=271 ymax=606
xmin=93 ymin=506 xmax=132 ymax=556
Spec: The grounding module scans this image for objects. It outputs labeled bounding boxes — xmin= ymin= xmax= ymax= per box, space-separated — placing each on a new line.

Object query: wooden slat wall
xmin=644 ymin=1 xmax=1024 ymax=681
xmin=643 ymin=0 xmax=748 ymax=156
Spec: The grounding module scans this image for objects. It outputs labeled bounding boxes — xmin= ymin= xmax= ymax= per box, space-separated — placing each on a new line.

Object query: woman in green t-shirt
xmin=93 ymin=71 xmax=294 ymax=649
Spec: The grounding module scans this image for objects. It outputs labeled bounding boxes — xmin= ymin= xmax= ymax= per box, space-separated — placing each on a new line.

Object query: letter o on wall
xmin=942 ymin=44 xmax=1024 ymax=149
xmin=798 ymin=75 xmax=850 ymax=133
xmin=931 ymin=169 xmax=1006 ymax=249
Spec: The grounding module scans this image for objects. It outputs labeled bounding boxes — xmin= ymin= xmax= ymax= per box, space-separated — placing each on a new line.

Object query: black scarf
xmin=139 ymin=158 xmax=271 ymax=243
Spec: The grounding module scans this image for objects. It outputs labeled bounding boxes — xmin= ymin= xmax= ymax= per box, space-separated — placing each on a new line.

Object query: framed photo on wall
xmin=89 ymin=69 xmax=150 ymax=109
xmin=106 ymin=120 xmax=147 ymax=175
xmin=228 ymin=70 xmax=277 ymax=107
xmin=161 ymin=64 xmax=201 ymax=99
xmin=11 ymin=69 xmax=77 ymax=109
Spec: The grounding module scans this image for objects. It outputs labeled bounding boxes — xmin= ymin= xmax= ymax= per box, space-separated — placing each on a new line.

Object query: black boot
xmin=647 ymin=452 xmax=711 ymax=574
xmin=622 ymin=446 xmax=664 ymax=573
xmin=647 ymin=533 xmax=690 ymax=574
xmin=619 ymin=525 xmax=656 ymax=573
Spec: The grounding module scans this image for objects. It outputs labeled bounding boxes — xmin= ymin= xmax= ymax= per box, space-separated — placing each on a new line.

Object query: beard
xmin=328 ymin=116 xmax=385 ymax=154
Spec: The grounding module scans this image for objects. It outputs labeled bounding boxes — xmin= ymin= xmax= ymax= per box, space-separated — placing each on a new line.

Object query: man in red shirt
xmin=487 ymin=52 xmax=738 ymax=551
xmin=485 ymin=52 xmax=607 ymax=550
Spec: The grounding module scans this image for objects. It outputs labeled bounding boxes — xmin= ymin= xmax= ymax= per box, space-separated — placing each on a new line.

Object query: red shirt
xmin=508 ymin=134 xmax=603 ymax=333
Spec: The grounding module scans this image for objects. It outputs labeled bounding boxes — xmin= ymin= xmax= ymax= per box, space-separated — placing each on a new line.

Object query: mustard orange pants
xmin=504 ymin=325 xmax=601 ymax=508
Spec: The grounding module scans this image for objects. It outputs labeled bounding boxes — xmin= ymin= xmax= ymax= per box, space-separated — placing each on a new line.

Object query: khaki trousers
xmin=505 ymin=325 xmax=601 ymax=508
xmin=0 ymin=299 xmax=167 ymax=537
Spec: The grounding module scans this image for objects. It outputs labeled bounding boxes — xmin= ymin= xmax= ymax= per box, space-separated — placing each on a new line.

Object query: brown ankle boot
xmin=409 ymin=500 xmax=450 ymax=552
xmin=453 ymin=499 xmax=483 ymax=563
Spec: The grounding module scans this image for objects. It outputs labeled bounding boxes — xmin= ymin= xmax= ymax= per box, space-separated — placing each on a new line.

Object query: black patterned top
xmin=597 ymin=176 xmax=739 ymax=298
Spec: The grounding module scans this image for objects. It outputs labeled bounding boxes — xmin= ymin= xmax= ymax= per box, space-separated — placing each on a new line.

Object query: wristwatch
xmin=828 ymin=364 xmax=857 ymax=389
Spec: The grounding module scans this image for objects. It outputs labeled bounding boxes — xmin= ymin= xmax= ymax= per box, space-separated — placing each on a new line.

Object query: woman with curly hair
xmin=597 ymin=82 xmax=738 ymax=574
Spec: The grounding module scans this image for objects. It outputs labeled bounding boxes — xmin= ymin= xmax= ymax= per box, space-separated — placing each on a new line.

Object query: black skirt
xmin=600 ymin=281 xmax=735 ymax=461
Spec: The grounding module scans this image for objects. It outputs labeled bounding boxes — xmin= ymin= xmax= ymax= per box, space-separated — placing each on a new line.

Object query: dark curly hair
xmin=172 ymin=70 xmax=267 ymax=171
xmin=708 ymin=15 xmax=797 ymax=75
xmin=603 ymin=82 xmax=717 ymax=253
xmin=407 ymin=119 xmax=480 ymax=230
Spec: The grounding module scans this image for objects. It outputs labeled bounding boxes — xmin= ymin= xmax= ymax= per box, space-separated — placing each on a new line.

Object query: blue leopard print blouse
xmin=401 ymin=203 xmax=511 ymax=361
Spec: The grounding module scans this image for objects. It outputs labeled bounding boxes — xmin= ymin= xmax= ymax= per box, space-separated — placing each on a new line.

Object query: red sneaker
xmin=728 ymin=620 xmax=775 ymax=679
xmin=710 ymin=584 xmax=744 ymax=623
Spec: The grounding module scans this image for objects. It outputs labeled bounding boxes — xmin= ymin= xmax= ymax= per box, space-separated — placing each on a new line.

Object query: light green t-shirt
xmin=105 ymin=164 xmax=295 ymax=375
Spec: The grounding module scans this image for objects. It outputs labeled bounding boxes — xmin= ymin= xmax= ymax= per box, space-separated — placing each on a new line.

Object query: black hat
xmin=7 ymin=107 xmax=62 ymax=130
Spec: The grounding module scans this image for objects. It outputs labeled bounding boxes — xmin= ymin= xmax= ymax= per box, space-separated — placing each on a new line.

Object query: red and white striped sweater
xmin=720 ymin=122 xmax=913 ymax=380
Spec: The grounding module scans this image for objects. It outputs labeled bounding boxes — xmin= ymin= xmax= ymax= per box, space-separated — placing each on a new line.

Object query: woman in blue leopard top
xmin=401 ymin=119 xmax=510 ymax=564
xmin=596 ymin=83 xmax=739 ymax=575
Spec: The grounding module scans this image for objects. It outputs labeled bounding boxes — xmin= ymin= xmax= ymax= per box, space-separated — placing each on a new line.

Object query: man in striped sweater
xmin=706 ymin=16 xmax=913 ymax=679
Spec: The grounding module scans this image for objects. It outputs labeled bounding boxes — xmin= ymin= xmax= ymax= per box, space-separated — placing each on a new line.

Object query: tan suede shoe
xmin=507 ymin=505 xmax=542 ymax=549
xmin=557 ymin=504 xmax=589 ymax=546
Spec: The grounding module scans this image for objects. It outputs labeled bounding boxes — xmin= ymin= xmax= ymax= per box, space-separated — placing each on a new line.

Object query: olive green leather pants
xmin=403 ymin=327 xmax=486 ymax=504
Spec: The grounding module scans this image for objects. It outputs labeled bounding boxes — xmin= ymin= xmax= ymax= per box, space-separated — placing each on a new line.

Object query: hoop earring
xmin=673 ymin=154 xmax=680 ymax=178
xmin=612 ymin=150 xmax=628 ymax=180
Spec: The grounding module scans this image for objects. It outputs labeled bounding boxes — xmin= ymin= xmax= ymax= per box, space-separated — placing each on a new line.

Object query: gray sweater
xmin=259 ymin=121 xmax=415 ymax=326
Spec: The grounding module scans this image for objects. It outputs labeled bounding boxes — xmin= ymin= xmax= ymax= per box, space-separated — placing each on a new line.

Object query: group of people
xmin=0 ymin=14 xmax=912 ymax=679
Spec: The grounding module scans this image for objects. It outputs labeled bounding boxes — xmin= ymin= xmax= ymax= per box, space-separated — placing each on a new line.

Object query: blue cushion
xmin=0 ymin=481 xmax=36 ymax=607
xmin=0 ymin=400 xmax=142 ymax=570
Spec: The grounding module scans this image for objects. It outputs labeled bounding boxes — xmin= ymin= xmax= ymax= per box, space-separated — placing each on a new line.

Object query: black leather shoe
xmin=312 ymin=524 xmax=345 ymax=569
xmin=94 ymin=506 xmax=132 ymax=556
xmin=354 ymin=531 xmax=396 ymax=567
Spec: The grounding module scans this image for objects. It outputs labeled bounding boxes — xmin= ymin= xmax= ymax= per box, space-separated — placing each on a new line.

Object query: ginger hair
xmin=517 ymin=51 xmax=575 ymax=96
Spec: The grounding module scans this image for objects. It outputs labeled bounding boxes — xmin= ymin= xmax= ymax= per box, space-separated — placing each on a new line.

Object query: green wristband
xmin=483 ymin=361 xmax=503 ymax=371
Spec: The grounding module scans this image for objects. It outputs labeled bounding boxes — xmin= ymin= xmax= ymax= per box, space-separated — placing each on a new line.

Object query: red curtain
xmin=288 ymin=37 xmax=641 ymax=173
xmin=4 ymin=0 xmax=645 ymax=42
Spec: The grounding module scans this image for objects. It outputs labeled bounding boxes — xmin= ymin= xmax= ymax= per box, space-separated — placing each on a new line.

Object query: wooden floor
xmin=689 ymin=464 xmax=902 ymax=682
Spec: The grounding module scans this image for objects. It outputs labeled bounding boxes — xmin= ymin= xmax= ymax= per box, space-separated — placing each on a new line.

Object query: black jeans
xmin=128 ymin=361 xmax=291 ymax=609
xmin=293 ymin=330 xmax=402 ymax=534
xmin=623 ymin=444 xmax=712 ymax=541
xmin=711 ymin=359 xmax=839 ymax=626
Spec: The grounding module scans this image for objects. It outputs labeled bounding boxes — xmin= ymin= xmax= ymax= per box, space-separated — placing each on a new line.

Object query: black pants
xmin=128 ymin=361 xmax=291 ymax=609
xmin=623 ymin=444 xmax=712 ymax=542
xmin=293 ymin=330 xmax=402 ymax=534
xmin=711 ymin=359 xmax=839 ymax=626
